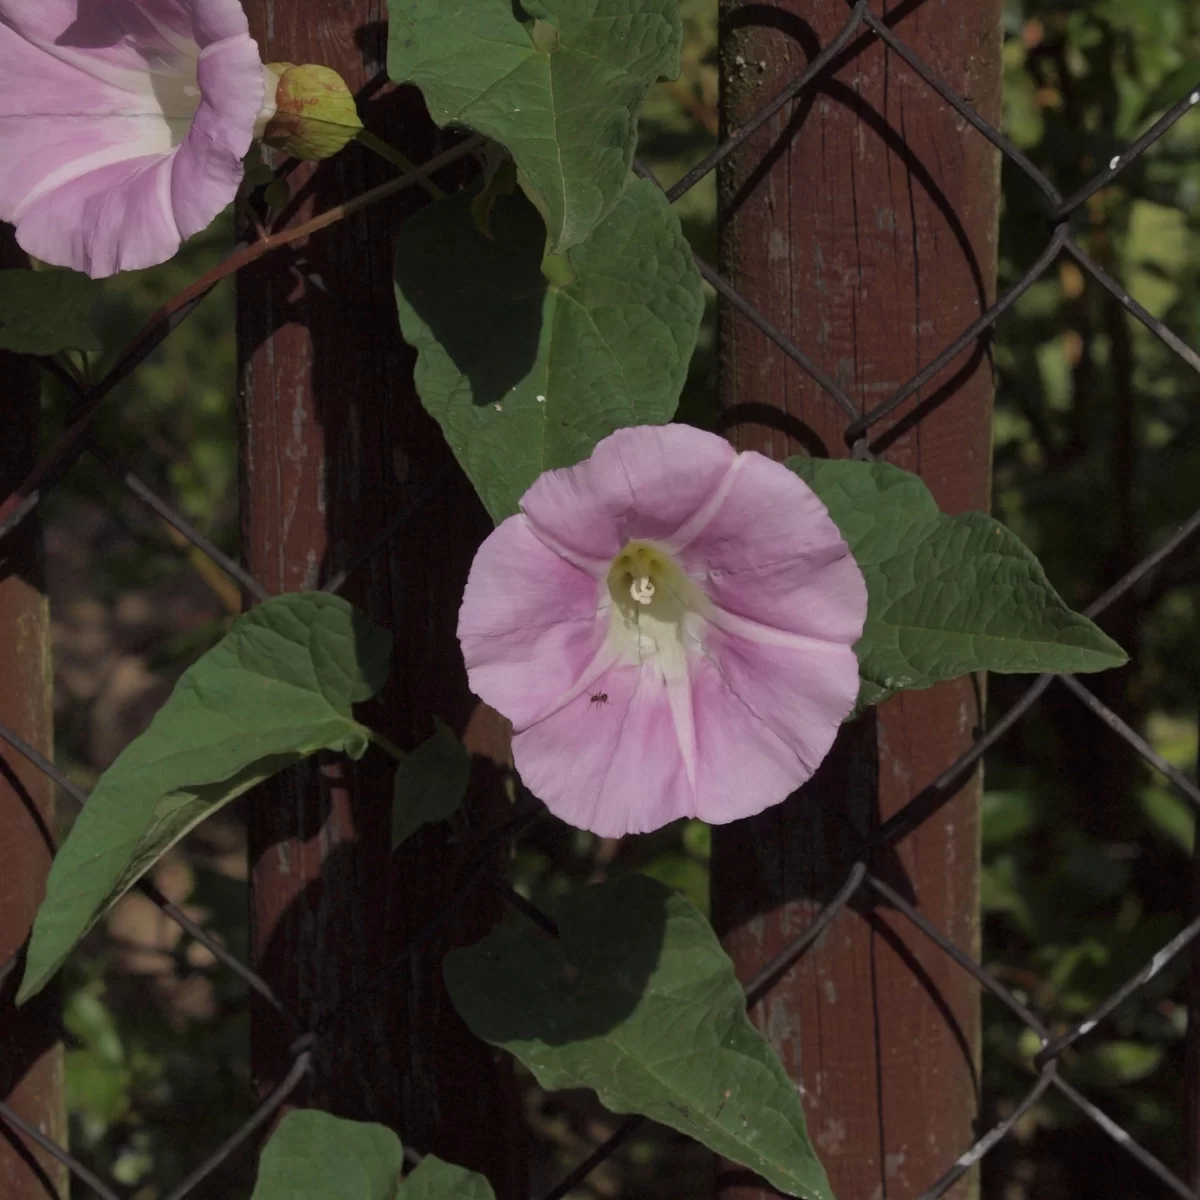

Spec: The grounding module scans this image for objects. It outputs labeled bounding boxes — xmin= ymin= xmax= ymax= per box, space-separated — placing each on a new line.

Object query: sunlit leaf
xmin=20 ymin=594 xmax=392 ymax=1004
xmin=446 ymin=874 xmax=834 ymax=1200
xmin=789 ymin=458 xmax=1128 ymax=708
xmin=395 ymin=179 xmax=702 ymax=521
xmin=387 ymin=0 xmax=682 ymax=250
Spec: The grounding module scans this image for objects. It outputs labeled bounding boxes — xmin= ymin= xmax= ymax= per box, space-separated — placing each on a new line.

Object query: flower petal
xmin=512 ymin=664 xmax=695 ymax=837
xmin=689 ymin=650 xmax=819 ymax=824
xmin=520 ymin=424 xmax=735 ymax=567
xmin=458 ymin=515 xmax=609 ymax=728
xmin=180 ymin=0 xmax=255 ymax=47
xmin=0 ymin=18 xmax=174 ymax=234
xmin=512 ymin=637 xmax=845 ymax=835
xmin=0 ymin=0 xmax=261 ymax=275
xmin=0 ymin=0 xmax=247 ymax=57
xmin=0 ymin=1 xmax=194 ymax=89
xmin=674 ymin=450 xmax=868 ymax=645
xmin=702 ymin=619 xmax=861 ymax=778
xmin=171 ymin=34 xmax=264 ymax=240
xmin=14 ymin=152 xmax=185 ymax=277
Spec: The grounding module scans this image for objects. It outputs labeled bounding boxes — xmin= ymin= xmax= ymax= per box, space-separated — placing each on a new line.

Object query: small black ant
xmin=589 ymin=692 xmax=609 ymax=707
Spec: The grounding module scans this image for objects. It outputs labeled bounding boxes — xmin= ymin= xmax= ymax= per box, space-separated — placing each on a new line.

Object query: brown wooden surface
xmin=237 ymin=5 xmax=524 ymax=1195
xmin=0 ymin=234 xmax=64 ymax=1199
xmin=712 ymin=2 xmax=1001 ymax=1197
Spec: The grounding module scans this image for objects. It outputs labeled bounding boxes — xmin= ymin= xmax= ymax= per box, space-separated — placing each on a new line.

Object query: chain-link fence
xmin=3 ymin=1 xmax=1200 ymax=1197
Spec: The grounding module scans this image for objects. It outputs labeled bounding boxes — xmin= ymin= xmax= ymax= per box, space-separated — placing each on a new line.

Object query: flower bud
xmin=262 ymin=63 xmax=364 ymax=161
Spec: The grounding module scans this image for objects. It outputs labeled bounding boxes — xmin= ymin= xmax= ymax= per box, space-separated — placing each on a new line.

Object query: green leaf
xmin=401 ymin=1156 xmax=496 ymax=1200
xmin=387 ymin=0 xmax=682 ymax=251
xmin=252 ymin=1111 xmax=403 ymax=1200
xmin=253 ymin=1116 xmax=494 ymax=1200
xmin=19 ymin=593 xmax=392 ymax=1004
xmin=395 ymin=178 xmax=703 ymax=521
xmin=0 ymin=268 xmax=101 ymax=355
xmin=787 ymin=458 xmax=1128 ymax=707
xmin=392 ymin=717 xmax=471 ymax=850
xmin=445 ymin=875 xmax=834 ymax=1200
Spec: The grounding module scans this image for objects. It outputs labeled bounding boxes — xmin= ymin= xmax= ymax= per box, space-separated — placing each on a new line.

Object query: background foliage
xmin=39 ymin=0 xmax=1200 ymax=1196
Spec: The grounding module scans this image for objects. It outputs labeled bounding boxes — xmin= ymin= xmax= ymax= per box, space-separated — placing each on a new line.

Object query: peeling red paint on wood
xmin=0 ymin=233 xmax=64 ymax=1200
xmin=713 ymin=2 xmax=1001 ymax=1198
xmin=237 ymin=4 xmax=524 ymax=1194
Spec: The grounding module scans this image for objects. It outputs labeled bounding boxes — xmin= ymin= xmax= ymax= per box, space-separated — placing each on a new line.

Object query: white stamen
xmin=630 ymin=576 xmax=655 ymax=605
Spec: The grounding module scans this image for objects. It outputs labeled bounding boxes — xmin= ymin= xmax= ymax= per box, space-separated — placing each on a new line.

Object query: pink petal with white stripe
xmin=512 ymin=664 xmax=692 ymax=837
xmin=0 ymin=0 xmax=273 ymax=277
xmin=458 ymin=514 xmax=610 ymax=730
xmin=520 ymin=424 xmax=735 ymax=565
xmin=667 ymin=448 xmax=867 ymax=644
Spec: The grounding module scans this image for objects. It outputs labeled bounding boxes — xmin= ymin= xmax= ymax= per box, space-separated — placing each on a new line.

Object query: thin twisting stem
xmin=369 ymin=730 xmax=408 ymax=762
xmin=357 ymin=129 xmax=446 ymax=199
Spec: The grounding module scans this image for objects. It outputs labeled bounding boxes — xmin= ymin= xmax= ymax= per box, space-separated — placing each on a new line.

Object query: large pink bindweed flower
xmin=458 ymin=425 xmax=869 ymax=837
xmin=0 ymin=0 xmax=277 ymax=277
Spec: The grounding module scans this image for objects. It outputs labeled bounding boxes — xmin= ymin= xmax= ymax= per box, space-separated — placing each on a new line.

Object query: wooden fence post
xmin=236 ymin=5 xmax=525 ymax=1195
xmin=713 ymin=3 xmax=1002 ymax=1197
xmin=0 ymin=233 xmax=65 ymax=1199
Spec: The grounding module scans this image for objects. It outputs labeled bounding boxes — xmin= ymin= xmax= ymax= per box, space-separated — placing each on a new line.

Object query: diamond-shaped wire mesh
xmin=2 ymin=2 xmax=1200 ymax=1198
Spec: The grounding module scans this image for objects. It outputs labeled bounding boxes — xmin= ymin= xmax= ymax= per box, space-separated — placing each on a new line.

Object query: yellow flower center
xmin=605 ymin=541 xmax=707 ymax=677
xmin=607 ymin=541 xmax=673 ymax=611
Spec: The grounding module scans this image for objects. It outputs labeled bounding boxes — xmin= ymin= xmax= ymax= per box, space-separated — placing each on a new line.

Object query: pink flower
xmin=458 ymin=426 xmax=868 ymax=837
xmin=0 ymin=0 xmax=276 ymax=277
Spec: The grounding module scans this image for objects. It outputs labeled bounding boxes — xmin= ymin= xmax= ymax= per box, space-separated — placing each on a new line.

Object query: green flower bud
xmin=262 ymin=63 xmax=364 ymax=161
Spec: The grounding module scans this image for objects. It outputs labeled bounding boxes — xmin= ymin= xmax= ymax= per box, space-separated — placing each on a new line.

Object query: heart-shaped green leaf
xmin=401 ymin=1156 xmax=496 ymax=1199
xmin=252 ymin=1111 xmax=403 ymax=1200
xmin=252 ymin=1112 xmax=496 ymax=1200
xmin=387 ymin=0 xmax=682 ymax=250
xmin=19 ymin=593 xmax=392 ymax=1004
xmin=395 ymin=178 xmax=703 ymax=522
xmin=788 ymin=458 xmax=1128 ymax=708
xmin=445 ymin=875 xmax=834 ymax=1200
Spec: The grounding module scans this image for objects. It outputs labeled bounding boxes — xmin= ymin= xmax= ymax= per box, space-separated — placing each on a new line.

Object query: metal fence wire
xmin=3 ymin=2 xmax=1200 ymax=1198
